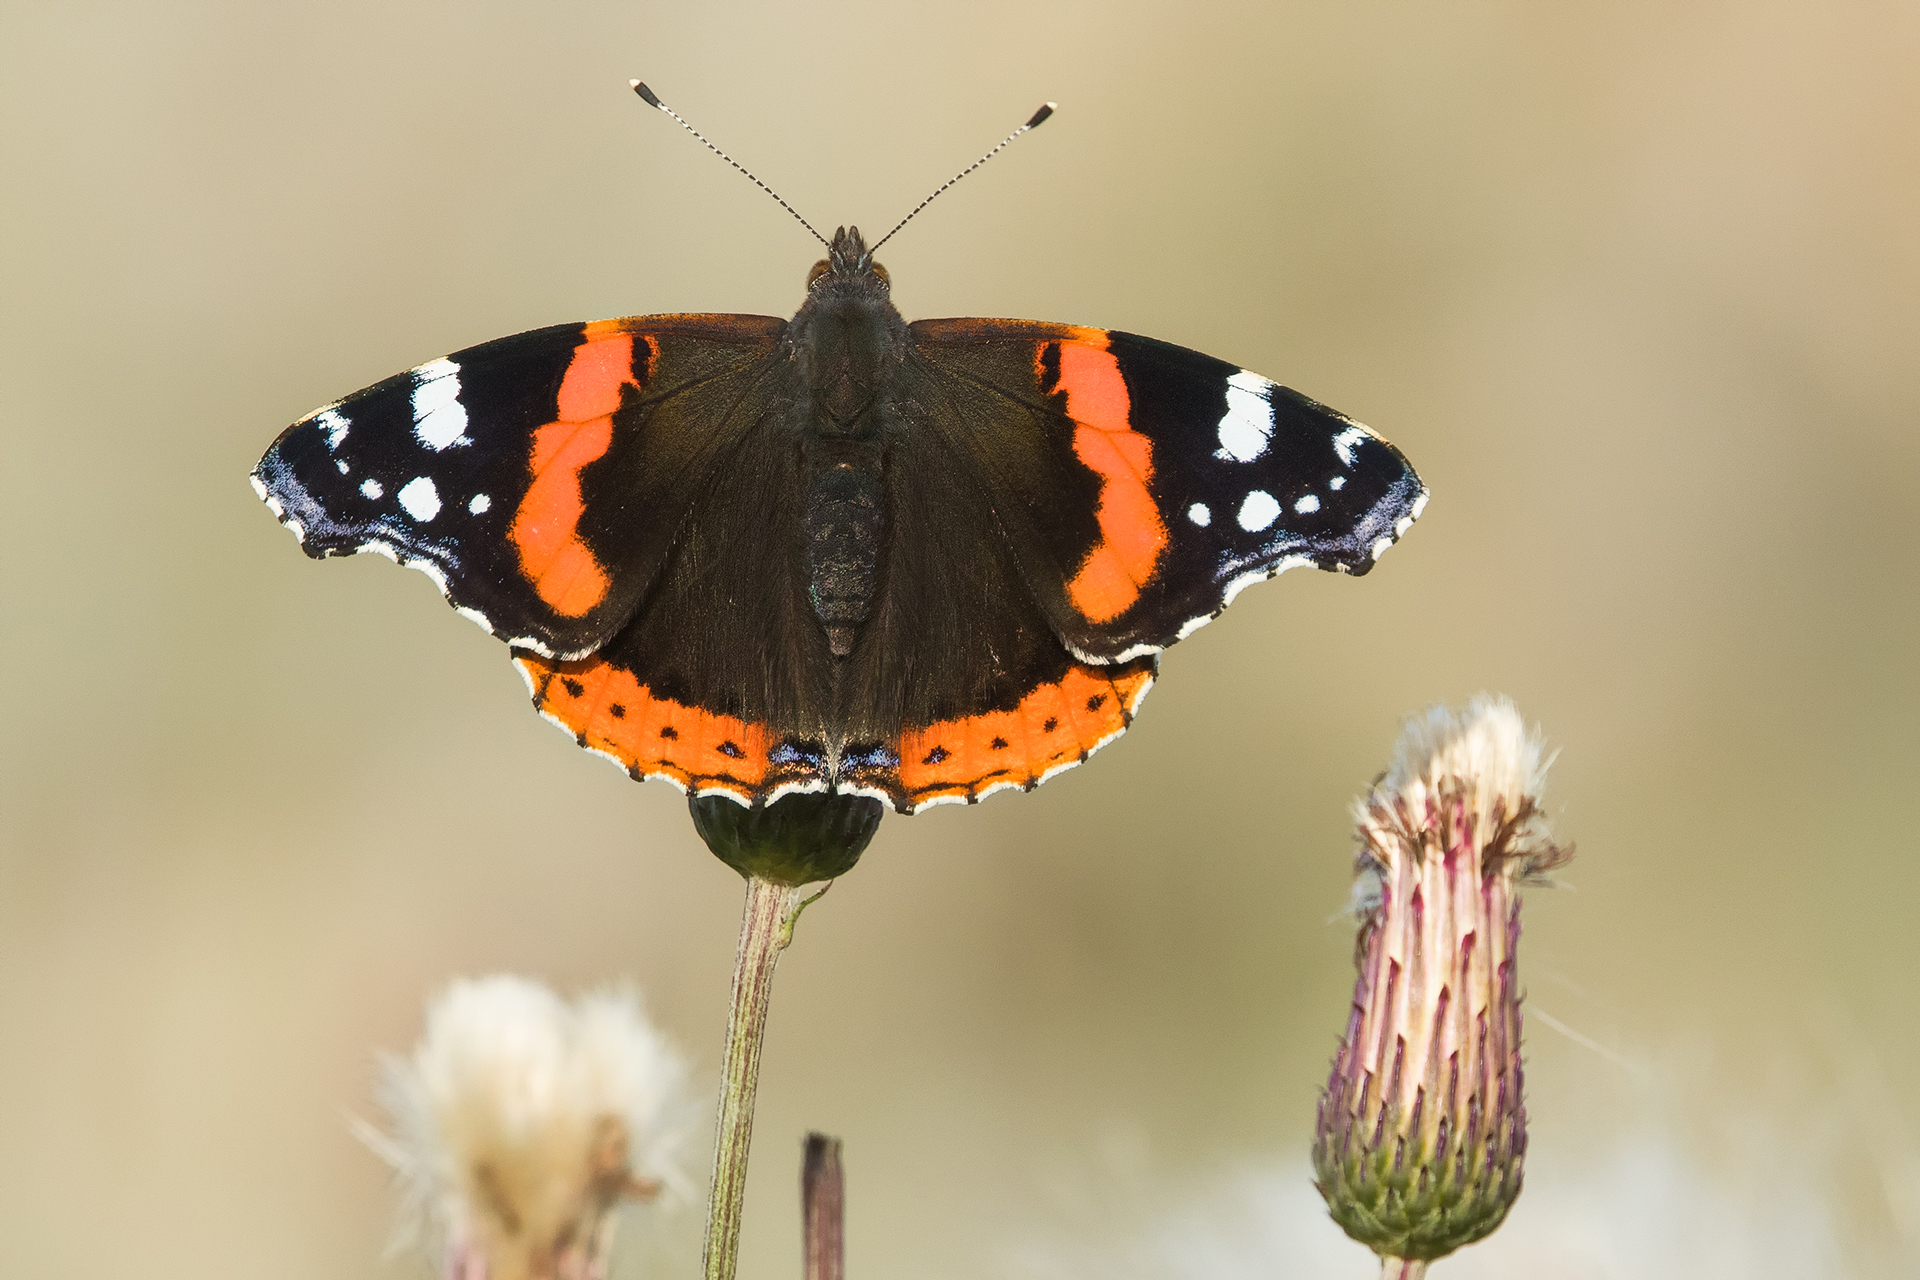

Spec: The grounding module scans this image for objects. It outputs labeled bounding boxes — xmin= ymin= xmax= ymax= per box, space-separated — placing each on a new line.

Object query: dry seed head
xmin=365 ymin=976 xmax=693 ymax=1280
xmin=1357 ymin=694 xmax=1565 ymax=887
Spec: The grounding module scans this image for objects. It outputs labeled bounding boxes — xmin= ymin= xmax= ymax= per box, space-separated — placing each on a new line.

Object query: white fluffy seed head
xmin=1377 ymin=694 xmax=1549 ymax=813
xmin=1355 ymin=693 xmax=1566 ymax=884
xmin=365 ymin=976 xmax=693 ymax=1280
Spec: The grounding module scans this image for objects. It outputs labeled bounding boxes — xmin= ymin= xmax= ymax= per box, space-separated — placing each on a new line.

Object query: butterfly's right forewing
xmin=903 ymin=319 xmax=1427 ymax=664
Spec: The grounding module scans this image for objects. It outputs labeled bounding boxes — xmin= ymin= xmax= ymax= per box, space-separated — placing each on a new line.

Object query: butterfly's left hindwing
xmin=904 ymin=319 xmax=1427 ymax=663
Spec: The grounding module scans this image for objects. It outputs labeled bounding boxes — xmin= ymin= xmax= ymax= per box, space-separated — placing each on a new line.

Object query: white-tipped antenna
xmin=631 ymin=80 xmax=830 ymax=248
xmin=868 ymin=102 xmax=1056 ymax=254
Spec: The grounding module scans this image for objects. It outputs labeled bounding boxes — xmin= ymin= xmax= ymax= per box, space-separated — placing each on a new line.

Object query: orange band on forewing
xmin=1048 ymin=337 xmax=1169 ymax=624
xmin=512 ymin=417 xmax=614 ymax=616
xmin=896 ymin=662 xmax=1154 ymax=804
xmin=1055 ymin=340 xmax=1130 ymax=429
xmin=516 ymin=653 xmax=777 ymax=796
xmin=510 ymin=331 xmax=651 ymax=617
xmin=556 ymin=333 xmax=636 ymax=420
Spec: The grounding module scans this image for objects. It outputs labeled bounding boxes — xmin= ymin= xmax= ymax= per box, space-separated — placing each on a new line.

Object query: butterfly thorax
xmin=787 ymin=226 xmax=906 ymax=658
xmin=790 ymin=226 xmax=904 ymax=431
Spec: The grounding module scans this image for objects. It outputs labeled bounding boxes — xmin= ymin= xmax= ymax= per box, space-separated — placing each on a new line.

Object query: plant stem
xmin=1380 ymin=1259 xmax=1429 ymax=1280
xmin=703 ymin=875 xmax=805 ymax=1280
xmin=801 ymin=1133 xmax=845 ymax=1280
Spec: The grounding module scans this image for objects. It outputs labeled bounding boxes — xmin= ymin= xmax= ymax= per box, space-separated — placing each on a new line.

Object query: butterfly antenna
xmin=868 ymin=102 xmax=1056 ymax=254
xmin=631 ymin=80 xmax=830 ymax=249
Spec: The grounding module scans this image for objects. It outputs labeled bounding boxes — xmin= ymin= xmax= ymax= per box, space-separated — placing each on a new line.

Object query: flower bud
xmin=1313 ymin=696 xmax=1570 ymax=1266
xmin=690 ymin=791 xmax=883 ymax=885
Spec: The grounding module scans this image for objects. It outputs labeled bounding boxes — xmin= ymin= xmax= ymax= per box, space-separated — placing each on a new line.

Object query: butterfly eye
xmin=870 ymin=262 xmax=890 ymax=289
xmin=807 ymin=260 xmax=830 ymax=289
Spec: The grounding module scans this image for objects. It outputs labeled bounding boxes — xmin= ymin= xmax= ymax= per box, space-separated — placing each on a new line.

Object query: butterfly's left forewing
xmin=252 ymin=314 xmax=788 ymax=660
xmin=904 ymin=319 xmax=1427 ymax=663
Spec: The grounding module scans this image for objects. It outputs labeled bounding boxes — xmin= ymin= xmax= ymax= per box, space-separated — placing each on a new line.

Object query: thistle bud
xmin=1313 ymin=696 xmax=1570 ymax=1271
xmin=690 ymin=791 xmax=883 ymax=885
xmin=363 ymin=976 xmax=692 ymax=1280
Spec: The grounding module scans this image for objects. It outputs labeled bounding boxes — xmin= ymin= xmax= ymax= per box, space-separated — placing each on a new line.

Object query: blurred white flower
xmin=360 ymin=975 xmax=695 ymax=1280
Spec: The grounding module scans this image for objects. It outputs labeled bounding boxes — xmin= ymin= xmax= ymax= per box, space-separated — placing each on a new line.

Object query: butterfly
xmin=252 ymin=97 xmax=1425 ymax=815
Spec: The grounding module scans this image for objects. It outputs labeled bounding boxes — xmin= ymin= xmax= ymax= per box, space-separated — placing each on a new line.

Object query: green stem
xmin=703 ymin=875 xmax=805 ymax=1280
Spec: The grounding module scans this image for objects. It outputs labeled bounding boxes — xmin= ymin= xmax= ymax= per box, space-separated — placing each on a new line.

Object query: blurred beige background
xmin=3 ymin=1 xmax=1917 ymax=1276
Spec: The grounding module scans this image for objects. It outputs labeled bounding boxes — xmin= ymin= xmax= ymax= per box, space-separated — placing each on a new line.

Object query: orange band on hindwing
xmin=515 ymin=652 xmax=782 ymax=799
xmin=510 ymin=329 xmax=656 ymax=616
xmin=1042 ymin=332 xmax=1169 ymax=623
xmin=895 ymin=660 xmax=1155 ymax=806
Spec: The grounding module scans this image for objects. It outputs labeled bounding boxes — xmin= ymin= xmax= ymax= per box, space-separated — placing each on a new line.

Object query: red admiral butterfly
xmin=252 ymin=91 xmax=1426 ymax=814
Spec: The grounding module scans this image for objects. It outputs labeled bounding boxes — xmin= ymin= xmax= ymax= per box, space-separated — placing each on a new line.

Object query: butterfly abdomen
xmin=802 ymin=439 xmax=885 ymax=658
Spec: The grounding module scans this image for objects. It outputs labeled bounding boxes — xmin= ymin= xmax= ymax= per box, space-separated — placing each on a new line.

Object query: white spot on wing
xmin=360 ymin=478 xmax=383 ymax=500
xmin=412 ymin=359 xmax=469 ymax=451
xmin=1329 ymin=476 xmax=1347 ymax=490
xmin=397 ymin=476 xmax=441 ymax=522
xmin=1411 ymin=489 xmax=1429 ymax=519
xmin=1370 ymin=536 xmax=1394 ymax=560
xmin=692 ymin=781 xmax=760 ymax=806
xmin=1187 ymin=502 xmax=1211 ymax=527
xmin=1214 ymin=370 xmax=1275 ymax=462
xmin=316 ymin=408 xmax=349 ymax=451
xmin=582 ymin=741 xmax=632 ymax=776
xmin=1237 ymin=489 xmax=1281 ymax=531
xmin=1295 ymin=494 xmax=1321 ymax=514
xmin=1175 ymin=613 xmax=1214 ymax=640
xmin=469 ymin=493 xmax=491 ymax=515
xmin=911 ymin=792 xmax=972 ymax=812
xmin=1035 ymin=758 xmax=1081 ymax=787
xmin=1221 ymin=555 xmax=1311 ymax=607
xmin=1333 ymin=425 xmax=1369 ymax=467
xmin=248 ymin=474 xmax=267 ymax=501
xmin=767 ymin=780 xmax=831 ymax=804
xmin=410 ymin=557 xmax=450 ymax=594
xmin=336 ymin=459 xmax=349 ymax=474
xmin=512 ymin=656 xmax=540 ymax=697
xmin=1102 ymin=640 xmax=1164 ymax=663
xmin=258 ymin=488 xmax=306 ymax=543
xmin=508 ymin=634 xmax=559 ymax=659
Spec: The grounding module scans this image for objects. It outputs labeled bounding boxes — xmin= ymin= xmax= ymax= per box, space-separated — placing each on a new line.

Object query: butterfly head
xmin=806 ymin=226 xmax=891 ymax=297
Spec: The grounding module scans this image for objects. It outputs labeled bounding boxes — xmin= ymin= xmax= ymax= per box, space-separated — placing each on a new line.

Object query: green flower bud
xmin=690 ymin=791 xmax=883 ymax=885
xmin=1313 ymin=696 xmax=1570 ymax=1268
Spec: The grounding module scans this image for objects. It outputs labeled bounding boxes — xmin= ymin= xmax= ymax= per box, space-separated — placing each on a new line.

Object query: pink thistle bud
xmin=1313 ymin=696 xmax=1570 ymax=1271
